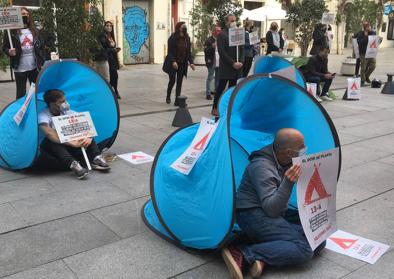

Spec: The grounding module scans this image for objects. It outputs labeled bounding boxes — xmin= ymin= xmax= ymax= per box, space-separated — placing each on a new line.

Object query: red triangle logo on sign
xmin=370 ymin=40 xmax=377 ymax=48
xmin=193 ymin=130 xmax=211 ymax=151
xmin=308 ymin=87 xmax=313 ymax=95
xmin=351 ymin=82 xmax=358 ymax=90
xmin=329 ymin=237 xmax=358 ymax=250
xmin=131 ymin=154 xmax=145 ymax=160
xmin=304 ymin=164 xmax=331 ymax=205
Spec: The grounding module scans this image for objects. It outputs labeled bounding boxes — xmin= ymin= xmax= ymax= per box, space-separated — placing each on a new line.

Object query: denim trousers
xmin=305 ymin=75 xmax=333 ymax=97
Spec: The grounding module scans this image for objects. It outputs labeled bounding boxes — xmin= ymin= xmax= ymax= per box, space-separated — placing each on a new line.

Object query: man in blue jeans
xmin=222 ymin=128 xmax=325 ymax=279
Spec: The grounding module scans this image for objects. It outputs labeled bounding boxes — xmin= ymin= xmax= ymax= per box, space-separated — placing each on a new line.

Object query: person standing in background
xmin=265 ymin=22 xmax=284 ymax=55
xmin=310 ymin=23 xmax=328 ymax=55
xmin=326 ymin=25 xmax=334 ymax=51
xmin=356 ymin=21 xmax=377 ymax=86
xmin=243 ymin=20 xmax=256 ymax=78
xmin=204 ymin=25 xmax=221 ymax=100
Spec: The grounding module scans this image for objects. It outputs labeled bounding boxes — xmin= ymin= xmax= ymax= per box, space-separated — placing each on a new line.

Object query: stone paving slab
xmin=0 ymin=213 xmax=119 ymax=278
xmin=0 ymin=203 xmax=27 ymax=234
xmin=3 ymin=261 xmax=76 ymax=279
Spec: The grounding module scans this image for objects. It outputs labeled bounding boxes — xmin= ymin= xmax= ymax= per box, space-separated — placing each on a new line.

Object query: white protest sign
xmin=352 ymin=38 xmax=360 ymax=59
xmin=306 ymin=83 xmax=317 ymax=99
xmin=13 ymin=83 xmax=35 ymax=126
xmin=293 ymin=148 xmax=339 ymax=250
xmin=52 ymin=112 xmax=97 ymax=143
xmin=0 ymin=7 xmax=23 ymax=30
xmin=321 ymin=13 xmax=335 ymax=25
xmin=326 ymin=230 xmax=390 ymax=264
xmin=229 ymin=27 xmax=245 ymax=47
xmin=365 ymin=35 xmax=380 ymax=59
xmin=249 ymin=31 xmax=259 ymax=45
xmin=171 ymin=117 xmax=219 ymax=175
xmin=347 ymin=77 xmax=361 ymax=100
xmin=118 ymin=151 xmax=154 ymax=165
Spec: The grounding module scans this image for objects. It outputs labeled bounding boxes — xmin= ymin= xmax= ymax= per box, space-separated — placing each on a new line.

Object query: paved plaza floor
xmin=0 ymin=49 xmax=393 ymax=278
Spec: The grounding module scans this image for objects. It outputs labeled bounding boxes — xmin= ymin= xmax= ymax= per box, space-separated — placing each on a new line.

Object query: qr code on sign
xmin=181 ymin=156 xmax=195 ymax=165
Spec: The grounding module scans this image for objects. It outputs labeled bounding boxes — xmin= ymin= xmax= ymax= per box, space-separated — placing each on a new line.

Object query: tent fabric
xmin=142 ymin=72 xmax=341 ymax=251
xmin=0 ymin=60 xmax=120 ymax=170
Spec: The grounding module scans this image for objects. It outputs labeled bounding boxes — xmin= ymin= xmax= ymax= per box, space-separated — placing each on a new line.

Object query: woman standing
xmin=265 ymin=22 xmax=284 ymax=55
xmin=2 ymin=7 xmax=44 ymax=99
xmin=163 ymin=22 xmax=195 ymax=106
xmin=243 ymin=20 xmax=256 ymax=78
xmin=310 ymin=23 xmax=328 ymax=55
xmin=99 ymin=21 xmax=121 ymax=99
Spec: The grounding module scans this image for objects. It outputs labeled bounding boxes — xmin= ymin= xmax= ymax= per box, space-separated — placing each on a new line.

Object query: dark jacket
xmin=310 ymin=29 xmax=328 ymax=55
xmin=98 ymin=32 xmax=119 ymax=70
xmin=217 ymin=28 xmax=244 ymax=80
xmin=204 ymin=35 xmax=216 ymax=68
xmin=265 ymin=30 xmax=284 ymax=54
xmin=39 ymin=30 xmax=56 ymax=61
xmin=2 ymin=29 xmax=45 ymax=70
xmin=162 ymin=33 xmax=193 ymax=77
xmin=356 ymin=30 xmax=376 ymax=56
xmin=304 ymin=54 xmax=329 ymax=78
xmin=236 ymin=144 xmax=293 ymax=218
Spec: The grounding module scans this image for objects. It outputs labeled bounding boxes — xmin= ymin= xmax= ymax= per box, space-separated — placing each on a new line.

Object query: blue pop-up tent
xmin=0 ymin=60 xmax=119 ymax=170
xmin=142 ymin=63 xmax=341 ymax=251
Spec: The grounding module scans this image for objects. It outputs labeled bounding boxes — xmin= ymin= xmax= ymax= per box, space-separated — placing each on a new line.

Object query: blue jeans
xmin=305 ymin=75 xmax=332 ymax=97
xmin=236 ymin=208 xmax=324 ymax=267
xmin=206 ymin=66 xmax=219 ymax=96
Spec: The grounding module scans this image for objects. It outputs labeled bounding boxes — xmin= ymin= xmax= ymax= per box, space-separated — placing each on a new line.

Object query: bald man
xmin=222 ymin=129 xmax=323 ymax=279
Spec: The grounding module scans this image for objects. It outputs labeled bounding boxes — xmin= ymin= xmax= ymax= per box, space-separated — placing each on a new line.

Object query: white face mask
xmin=59 ymin=101 xmax=70 ymax=114
xmin=229 ymin=22 xmax=236 ymax=28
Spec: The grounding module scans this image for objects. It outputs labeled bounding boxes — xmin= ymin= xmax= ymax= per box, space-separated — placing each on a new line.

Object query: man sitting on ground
xmin=38 ymin=89 xmax=110 ymax=179
xmin=222 ymin=128 xmax=324 ymax=279
xmin=304 ymin=46 xmax=335 ymax=102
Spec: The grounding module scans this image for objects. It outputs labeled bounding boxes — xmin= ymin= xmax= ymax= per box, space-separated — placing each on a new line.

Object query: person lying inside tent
xmin=222 ymin=128 xmax=325 ymax=279
xmin=38 ymin=89 xmax=110 ymax=179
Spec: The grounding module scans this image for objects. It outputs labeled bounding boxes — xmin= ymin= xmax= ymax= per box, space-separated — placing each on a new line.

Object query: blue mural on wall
xmin=123 ymin=6 xmax=149 ymax=56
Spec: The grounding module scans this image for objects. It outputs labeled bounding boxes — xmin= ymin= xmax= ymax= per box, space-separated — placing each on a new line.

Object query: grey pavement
xmin=0 ymin=48 xmax=394 ymax=278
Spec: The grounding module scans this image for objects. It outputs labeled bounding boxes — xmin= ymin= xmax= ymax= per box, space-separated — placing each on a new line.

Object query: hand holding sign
xmin=285 ymin=164 xmax=301 ymax=183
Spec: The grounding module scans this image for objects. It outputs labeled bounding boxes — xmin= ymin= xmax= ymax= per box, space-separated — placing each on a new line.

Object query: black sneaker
xmin=206 ymin=95 xmax=212 ymax=100
xmin=70 ymin=161 xmax=89 ymax=179
xmin=92 ymin=155 xmax=111 ymax=171
xmin=366 ymin=77 xmax=371 ymax=83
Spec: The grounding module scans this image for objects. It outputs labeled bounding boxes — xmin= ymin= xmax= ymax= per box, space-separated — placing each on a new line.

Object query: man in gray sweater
xmin=222 ymin=128 xmax=323 ymax=279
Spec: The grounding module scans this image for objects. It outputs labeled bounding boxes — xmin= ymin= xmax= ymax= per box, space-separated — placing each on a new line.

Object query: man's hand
xmin=8 ymin=48 xmax=16 ymax=56
xmin=324 ymin=73 xmax=334 ymax=80
xmin=190 ymin=64 xmax=196 ymax=71
xmin=233 ymin=62 xmax=243 ymax=70
xmin=78 ymin=138 xmax=92 ymax=148
xmin=172 ymin=62 xmax=178 ymax=70
xmin=68 ymin=140 xmax=83 ymax=148
xmin=285 ymin=164 xmax=301 ymax=183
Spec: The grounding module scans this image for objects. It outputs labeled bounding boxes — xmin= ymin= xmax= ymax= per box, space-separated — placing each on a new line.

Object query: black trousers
xmin=109 ymin=66 xmax=119 ymax=95
xmin=213 ymin=78 xmax=237 ymax=109
xmin=243 ymin=56 xmax=253 ymax=78
xmin=355 ymin=58 xmax=360 ymax=76
xmin=167 ymin=64 xmax=185 ymax=101
xmin=14 ymin=68 xmax=39 ymax=99
xmin=40 ymin=138 xmax=101 ymax=168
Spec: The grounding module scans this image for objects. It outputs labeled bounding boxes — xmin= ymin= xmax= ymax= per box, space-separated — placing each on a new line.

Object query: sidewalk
xmin=0 ymin=48 xmax=393 ymax=278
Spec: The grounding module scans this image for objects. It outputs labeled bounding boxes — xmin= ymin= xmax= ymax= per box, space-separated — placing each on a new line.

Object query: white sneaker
xmin=315 ymin=96 xmax=323 ymax=102
xmin=320 ymin=95 xmax=333 ymax=101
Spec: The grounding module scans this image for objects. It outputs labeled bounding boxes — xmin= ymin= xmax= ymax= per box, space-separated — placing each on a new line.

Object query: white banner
xmin=118 ymin=151 xmax=154 ymax=165
xmin=321 ymin=13 xmax=335 ymax=25
xmin=293 ymin=148 xmax=339 ymax=250
xmin=52 ymin=112 xmax=97 ymax=143
xmin=229 ymin=27 xmax=245 ymax=47
xmin=13 ymin=83 xmax=35 ymax=126
xmin=0 ymin=7 xmax=23 ymax=30
xmin=306 ymin=83 xmax=317 ymax=99
xmin=365 ymin=35 xmax=379 ymax=59
xmin=326 ymin=230 xmax=390 ymax=264
xmin=352 ymin=38 xmax=360 ymax=59
xmin=171 ymin=117 xmax=219 ymax=175
xmin=347 ymin=77 xmax=361 ymax=100
xmin=249 ymin=31 xmax=260 ymax=45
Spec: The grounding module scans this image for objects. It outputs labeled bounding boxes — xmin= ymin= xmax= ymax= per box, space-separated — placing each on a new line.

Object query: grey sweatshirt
xmin=236 ymin=144 xmax=294 ymax=218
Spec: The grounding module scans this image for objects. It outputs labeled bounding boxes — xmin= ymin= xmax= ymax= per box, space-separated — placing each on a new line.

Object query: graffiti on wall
xmin=123 ymin=6 xmax=149 ymax=56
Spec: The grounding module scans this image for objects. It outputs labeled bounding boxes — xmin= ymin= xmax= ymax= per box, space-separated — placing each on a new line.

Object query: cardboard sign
xmin=249 ymin=31 xmax=260 ymax=45
xmin=52 ymin=112 xmax=97 ymax=143
xmin=326 ymin=230 xmax=390 ymax=264
xmin=365 ymin=35 xmax=380 ymax=59
xmin=13 ymin=83 xmax=35 ymax=126
xmin=118 ymin=151 xmax=154 ymax=165
xmin=293 ymin=148 xmax=339 ymax=250
xmin=306 ymin=83 xmax=317 ymax=99
xmin=321 ymin=13 xmax=335 ymax=25
xmin=352 ymin=38 xmax=360 ymax=59
xmin=347 ymin=77 xmax=361 ymax=100
xmin=171 ymin=117 xmax=219 ymax=175
xmin=229 ymin=27 xmax=245 ymax=47
xmin=0 ymin=7 xmax=23 ymax=30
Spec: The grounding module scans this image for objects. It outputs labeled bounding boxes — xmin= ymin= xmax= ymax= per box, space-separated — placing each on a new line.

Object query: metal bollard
xmin=172 ymin=96 xmax=193 ymax=127
xmin=381 ymin=73 xmax=394 ymax=94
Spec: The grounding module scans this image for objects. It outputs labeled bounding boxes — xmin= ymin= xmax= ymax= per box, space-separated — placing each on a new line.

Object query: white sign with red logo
xmin=326 ymin=230 xmax=390 ymax=264
xmin=171 ymin=117 xmax=219 ymax=175
xmin=306 ymin=83 xmax=317 ymax=99
xmin=249 ymin=31 xmax=260 ymax=45
xmin=292 ymin=148 xmax=339 ymax=250
xmin=365 ymin=35 xmax=380 ymax=59
xmin=13 ymin=83 xmax=35 ymax=126
xmin=229 ymin=27 xmax=245 ymax=47
xmin=0 ymin=7 xmax=23 ymax=30
xmin=118 ymin=151 xmax=154 ymax=165
xmin=352 ymin=38 xmax=360 ymax=59
xmin=52 ymin=112 xmax=97 ymax=143
xmin=347 ymin=77 xmax=361 ymax=100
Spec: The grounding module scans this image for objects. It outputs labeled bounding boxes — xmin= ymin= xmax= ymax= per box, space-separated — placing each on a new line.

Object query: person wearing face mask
xmin=2 ymin=7 xmax=45 ymax=99
xmin=163 ymin=21 xmax=195 ymax=106
xmin=265 ymin=22 xmax=284 ymax=55
xmin=38 ymin=89 xmax=110 ymax=180
xmin=243 ymin=20 xmax=257 ymax=78
xmin=212 ymin=14 xmax=243 ymax=116
xmin=99 ymin=21 xmax=121 ymax=99
xmin=222 ymin=129 xmax=325 ymax=279
xmin=204 ymin=25 xmax=221 ymax=100
xmin=304 ymin=46 xmax=335 ymax=102
xmin=310 ymin=23 xmax=328 ymax=56
xmin=356 ymin=21 xmax=378 ymax=86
